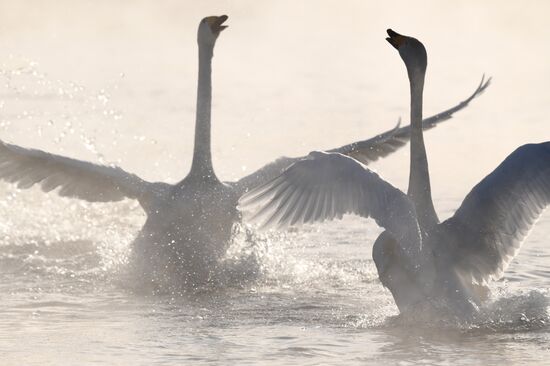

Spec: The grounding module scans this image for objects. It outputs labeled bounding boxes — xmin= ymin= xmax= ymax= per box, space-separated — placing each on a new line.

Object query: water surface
xmin=1 ymin=1 xmax=550 ymax=364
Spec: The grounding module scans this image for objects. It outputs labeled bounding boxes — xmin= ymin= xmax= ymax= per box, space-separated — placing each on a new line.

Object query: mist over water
xmin=1 ymin=1 xmax=550 ymax=365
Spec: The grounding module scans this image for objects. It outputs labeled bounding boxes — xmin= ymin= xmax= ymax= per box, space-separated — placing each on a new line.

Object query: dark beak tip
xmin=387 ymin=29 xmax=398 ymax=37
xmin=212 ymin=15 xmax=228 ymax=32
xmin=385 ymin=38 xmax=398 ymax=50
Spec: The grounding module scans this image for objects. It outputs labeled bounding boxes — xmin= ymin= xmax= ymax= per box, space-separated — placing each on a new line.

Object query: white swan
xmin=239 ymin=29 xmax=550 ymax=318
xmin=0 ymin=18 xmax=489 ymax=290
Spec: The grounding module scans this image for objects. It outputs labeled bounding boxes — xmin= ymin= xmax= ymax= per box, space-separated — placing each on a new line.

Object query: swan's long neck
xmin=407 ymin=71 xmax=439 ymax=229
xmin=189 ymin=43 xmax=219 ymax=182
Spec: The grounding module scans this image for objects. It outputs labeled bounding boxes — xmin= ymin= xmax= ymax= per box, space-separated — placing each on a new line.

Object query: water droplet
xmin=97 ymin=90 xmax=109 ymax=105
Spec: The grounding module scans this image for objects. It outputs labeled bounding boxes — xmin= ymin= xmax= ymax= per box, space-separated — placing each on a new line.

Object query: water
xmin=1 ymin=1 xmax=550 ymax=364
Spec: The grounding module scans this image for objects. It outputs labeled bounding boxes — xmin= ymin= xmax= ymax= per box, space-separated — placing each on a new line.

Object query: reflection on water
xmin=1 ymin=1 xmax=550 ymax=365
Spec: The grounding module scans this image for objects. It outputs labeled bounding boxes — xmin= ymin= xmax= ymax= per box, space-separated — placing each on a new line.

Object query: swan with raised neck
xmin=0 ymin=19 xmax=493 ymax=292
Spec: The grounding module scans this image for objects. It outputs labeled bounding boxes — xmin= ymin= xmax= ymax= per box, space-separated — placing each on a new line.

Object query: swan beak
xmin=205 ymin=15 xmax=229 ymax=35
xmin=386 ymin=29 xmax=405 ymax=49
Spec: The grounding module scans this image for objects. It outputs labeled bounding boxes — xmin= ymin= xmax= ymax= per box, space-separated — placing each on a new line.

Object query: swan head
xmin=198 ymin=15 xmax=228 ymax=46
xmin=386 ymin=29 xmax=427 ymax=81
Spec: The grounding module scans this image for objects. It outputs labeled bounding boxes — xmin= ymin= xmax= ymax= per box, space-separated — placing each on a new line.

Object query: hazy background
xmin=1 ymin=1 xmax=550 ymax=365
xmin=0 ymin=0 xmax=548 ymax=206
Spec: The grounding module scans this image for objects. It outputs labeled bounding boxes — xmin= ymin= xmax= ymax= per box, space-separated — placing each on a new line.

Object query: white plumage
xmin=0 ymin=21 xmax=489 ymax=290
xmin=443 ymin=143 xmax=550 ymax=284
xmin=240 ymin=29 xmax=549 ymax=318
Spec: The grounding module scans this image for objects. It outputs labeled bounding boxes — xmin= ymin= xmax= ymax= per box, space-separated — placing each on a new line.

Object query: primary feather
xmin=0 ymin=141 xmax=149 ymax=202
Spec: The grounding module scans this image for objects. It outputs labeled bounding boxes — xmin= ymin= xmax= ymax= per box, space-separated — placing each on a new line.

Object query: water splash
xmin=0 ymin=58 xmax=124 ymax=165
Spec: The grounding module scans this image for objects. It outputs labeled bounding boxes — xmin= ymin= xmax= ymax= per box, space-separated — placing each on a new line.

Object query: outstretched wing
xmin=239 ymin=151 xmax=423 ymax=261
xmin=230 ymin=156 xmax=298 ymax=198
xmin=0 ymin=140 xmax=152 ymax=203
xmin=232 ymin=76 xmax=490 ymax=197
xmin=329 ymin=76 xmax=491 ymax=163
xmin=443 ymin=142 xmax=550 ymax=284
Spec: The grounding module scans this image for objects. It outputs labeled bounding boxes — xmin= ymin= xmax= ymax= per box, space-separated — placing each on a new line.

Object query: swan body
xmin=240 ymin=30 xmax=549 ymax=318
xmin=133 ymin=178 xmax=239 ymax=287
xmin=0 ymin=19 xmax=490 ymax=289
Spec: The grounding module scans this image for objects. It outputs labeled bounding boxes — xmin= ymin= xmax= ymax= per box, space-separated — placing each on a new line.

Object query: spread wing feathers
xmin=0 ymin=140 xmax=152 ymax=202
xmin=232 ymin=76 xmax=490 ymax=197
xmin=239 ymin=151 xmax=424 ymax=259
xmin=443 ymin=142 xmax=550 ymax=284
xmin=230 ymin=156 xmax=299 ymax=198
xmin=328 ymin=75 xmax=491 ymax=164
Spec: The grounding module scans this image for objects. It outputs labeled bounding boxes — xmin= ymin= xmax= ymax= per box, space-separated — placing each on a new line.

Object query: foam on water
xmin=1 ymin=195 xmax=549 ymax=365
